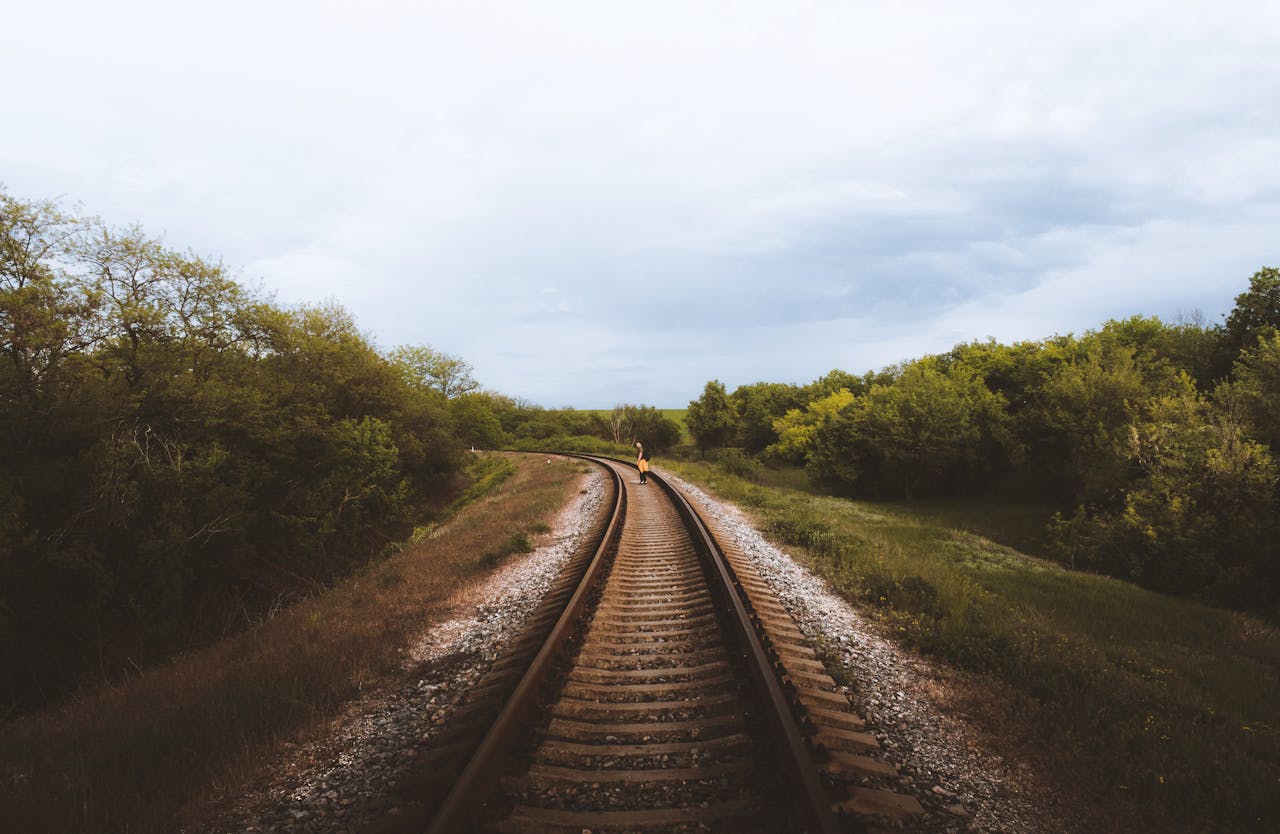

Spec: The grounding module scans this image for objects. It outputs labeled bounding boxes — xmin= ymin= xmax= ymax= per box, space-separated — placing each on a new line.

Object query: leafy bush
xmin=688 ymin=272 xmax=1280 ymax=615
xmin=713 ymin=448 xmax=762 ymax=481
xmin=0 ymin=191 xmax=468 ymax=709
xmin=1050 ymin=385 xmax=1280 ymax=613
xmin=686 ymin=380 xmax=738 ymax=452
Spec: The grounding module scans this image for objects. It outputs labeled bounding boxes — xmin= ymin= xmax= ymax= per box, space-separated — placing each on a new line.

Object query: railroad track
xmin=368 ymin=455 xmax=923 ymax=833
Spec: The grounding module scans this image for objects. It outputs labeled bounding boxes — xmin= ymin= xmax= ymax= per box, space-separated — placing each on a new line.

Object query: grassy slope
xmin=666 ymin=460 xmax=1280 ymax=834
xmin=658 ymin=408 xmax=689 ymax=437
xmin=0 ymin=453 xmax=591 ymax=834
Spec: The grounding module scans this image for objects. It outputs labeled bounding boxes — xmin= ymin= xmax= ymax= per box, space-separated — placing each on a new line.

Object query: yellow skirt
xmin=638 ymin=459 xmax=649 ymax=473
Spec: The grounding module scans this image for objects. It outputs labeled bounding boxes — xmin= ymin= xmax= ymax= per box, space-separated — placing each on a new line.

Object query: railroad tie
xmin=697 ymin=509 xmax=927 ymax=828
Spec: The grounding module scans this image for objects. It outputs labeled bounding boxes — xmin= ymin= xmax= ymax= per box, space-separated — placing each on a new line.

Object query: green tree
xmin=1029 ymin=334 xmax=1181 ymax=501
xmin=808 ymin=359 xmax=1011 ymax=500
xmin=1160 ymin=312 xmax=1221 ymax=390
xmin=1052 ymin=382 xmax=1280 ymax=608
xmin=623 ymin=404 xmax=682 ymax=453
xmin=802 ymin=368 xmax=867 ymax=399
xmin=1230 ymin=331 xmax=1280 ymax=448
xmin=1224 ymin=267 xmax=1280 ymax=350
xmin=449 ymin=392 xmax=507 ymax=448
xmin=0 ymin=189 xmax=470 ymax=709
xmin=767 ymin=388 xmax=856 ymax=464
xmin=686 ymin=380 xmax=738 ymax=453
xmin=1211 ymin=266 xmax=1280 ymax=380
xmin=731 ymin=381 xmax=803 ymax=453
xmin=388 ymin=344 xmax=480 ymax=398
xmin=0 ymin=193 xmax=95 ymax=408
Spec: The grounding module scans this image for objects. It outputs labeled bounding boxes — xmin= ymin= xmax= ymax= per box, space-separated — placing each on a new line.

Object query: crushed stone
xmin=665 ymin=472 xmax=1068 ymax=834
xmin=201 ymin=468 xmax=606 ymax=833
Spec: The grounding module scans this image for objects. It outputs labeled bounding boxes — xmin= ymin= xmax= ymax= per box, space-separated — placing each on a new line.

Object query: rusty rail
xmin=424 ymin=456 xmax=625 ymax=834
xmin=424 ymin=453 xmax=841 ymax=833
xmin=649 ymin=466 xmax=843 ymax=834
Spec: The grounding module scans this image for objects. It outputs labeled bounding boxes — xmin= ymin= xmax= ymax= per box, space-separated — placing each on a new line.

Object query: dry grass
xmin=0 ymin=452 xmax=589 ymax=834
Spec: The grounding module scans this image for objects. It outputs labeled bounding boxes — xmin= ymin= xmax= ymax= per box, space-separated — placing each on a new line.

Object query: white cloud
xmin=3 ymin=1 xmax=1278 ymax=405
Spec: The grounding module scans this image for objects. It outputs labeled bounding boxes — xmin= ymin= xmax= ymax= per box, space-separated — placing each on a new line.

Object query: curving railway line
xmin=368 ymin=454 xmax=923 ymax=833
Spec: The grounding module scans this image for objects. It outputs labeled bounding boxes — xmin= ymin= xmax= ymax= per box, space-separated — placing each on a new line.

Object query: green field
xmin=666 ymin=459 xmax=1280 ymax=834
xmin=658 ymin=408 xmax=688 ymax=438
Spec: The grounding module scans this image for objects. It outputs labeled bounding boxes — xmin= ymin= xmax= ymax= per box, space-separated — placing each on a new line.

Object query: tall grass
xmin=666 ymin=460 xmax=1280 ymax=833
xmin=0 ymin=453 xmax=588 ymax=834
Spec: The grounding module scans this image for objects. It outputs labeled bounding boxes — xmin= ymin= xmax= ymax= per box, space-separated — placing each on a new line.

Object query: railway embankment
xmin=0 ymin=454 xmax=593 ymax=834
xmin=663 ymin=459 xmax=1280 ymax=834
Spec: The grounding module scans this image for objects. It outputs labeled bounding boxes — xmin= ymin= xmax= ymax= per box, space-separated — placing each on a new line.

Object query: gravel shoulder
xmin=665 ymin=471 xmax=1076 ymax=834
xmin=203 ymin=463 xmax=1073 ymax=833
xmin=200 ymin=468 xmax=607 ymax=833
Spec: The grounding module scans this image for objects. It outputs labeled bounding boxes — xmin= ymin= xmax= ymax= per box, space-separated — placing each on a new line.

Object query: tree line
xmin=0 ymin=190 xmax=685 ymax=712
xmin=9 ymin=181 xmax=1270 ymax=711
xmin=2 ymin=191 xmax=479 ymax=708
xmin=686 ymin=270 xmax=1280 ymax=616
xmin=447 ymin=398 xmax=682 ymax=456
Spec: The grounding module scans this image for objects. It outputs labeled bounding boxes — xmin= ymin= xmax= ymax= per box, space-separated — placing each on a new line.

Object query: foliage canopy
xmin=688 ymin=275 xmax=1280 ymax=616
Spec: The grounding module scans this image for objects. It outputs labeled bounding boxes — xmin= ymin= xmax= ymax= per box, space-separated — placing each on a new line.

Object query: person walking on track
xmin=636 ymin=441 xmax=650 ymax=484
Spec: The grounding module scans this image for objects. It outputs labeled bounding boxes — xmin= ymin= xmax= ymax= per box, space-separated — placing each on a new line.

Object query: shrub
xmin=714 ymin=448 xmax=762 ymax=481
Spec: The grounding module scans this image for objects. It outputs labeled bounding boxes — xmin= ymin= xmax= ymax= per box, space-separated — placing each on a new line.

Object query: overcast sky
xmin=4 ymin=1 xmax=1278 ymax=406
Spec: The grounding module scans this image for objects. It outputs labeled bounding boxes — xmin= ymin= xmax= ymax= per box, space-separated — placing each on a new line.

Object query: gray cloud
xmin=3 ymin=1 xmax=1278 ymax=406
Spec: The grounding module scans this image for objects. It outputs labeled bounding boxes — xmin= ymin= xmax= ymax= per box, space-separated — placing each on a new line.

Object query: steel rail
xmin=424 ymin=455 xmax=626 ymax=834
xmin=647 ymin=466 xmax=843 ymax=834
xmin=424 ymin=452 xmax=840 ymax=833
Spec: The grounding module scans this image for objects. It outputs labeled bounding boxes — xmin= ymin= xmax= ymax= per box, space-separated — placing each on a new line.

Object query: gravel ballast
xmin=207 ymin=463 xmax=1067 ymax=833
xmin=204 ymin=469 xmax=606 ymax=833
xmin=665 ymin=471 xmax=1068 ymax=834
